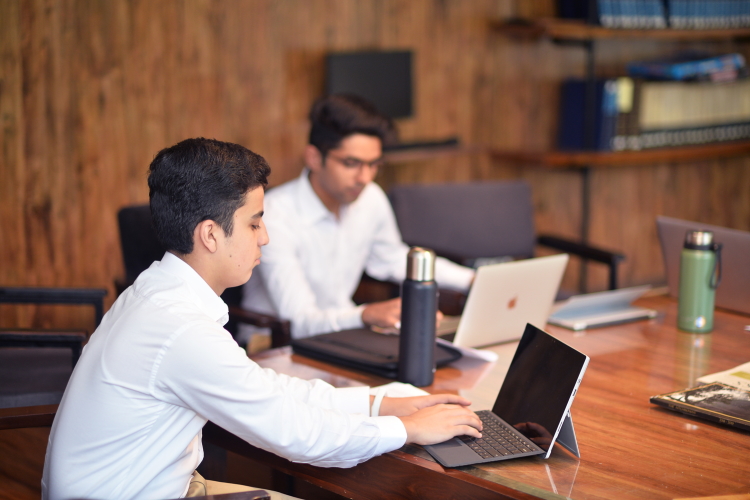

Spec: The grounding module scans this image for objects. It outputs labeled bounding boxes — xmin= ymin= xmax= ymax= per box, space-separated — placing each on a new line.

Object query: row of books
xmin=667 ymin=0 xmax=750 ymax=29
xmin=557 ymin=77 xmax=750 ymax=151
xmin=558 ymin=0 xmax=750 ymax=29
xmin=599 ymin=0 xmax=668 ymax=28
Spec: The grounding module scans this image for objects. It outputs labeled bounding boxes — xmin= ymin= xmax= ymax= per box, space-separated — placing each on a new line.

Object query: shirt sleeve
xmin=364 ymin=188 xmax=475 ymax=292
xmin=151 ymin=323 xmax=406 ymax=468
xmin=257 ymin=213 xmax=366 ymax=338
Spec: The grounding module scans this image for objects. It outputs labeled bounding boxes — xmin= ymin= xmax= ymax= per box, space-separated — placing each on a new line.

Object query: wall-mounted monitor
xmin=325 ymin=50 xmax=413 ymax=119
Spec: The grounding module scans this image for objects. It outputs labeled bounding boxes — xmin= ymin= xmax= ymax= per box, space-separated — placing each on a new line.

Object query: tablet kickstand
xmin=554 ymin=412 xmax=580 ymax=458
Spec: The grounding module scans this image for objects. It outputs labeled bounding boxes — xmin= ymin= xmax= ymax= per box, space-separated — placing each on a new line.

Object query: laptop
xmin=424 ymin=323 xmax=589 ymax=467
xmin=656 ymin=216 xmax=750 ymax=315
xmin=451 ymin=254 xmax=569 ymax=348
xmin=548 ymin=285 xmax=658 ymax=331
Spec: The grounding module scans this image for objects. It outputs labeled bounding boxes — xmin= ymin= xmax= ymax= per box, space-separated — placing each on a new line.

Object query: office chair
xmin=388 ymin=180 xmax=624 ymax=293
xmin=0 ymin=287 xmax=106 ymax=408
xmin=116 ymin=205 xmax=291 ymax=347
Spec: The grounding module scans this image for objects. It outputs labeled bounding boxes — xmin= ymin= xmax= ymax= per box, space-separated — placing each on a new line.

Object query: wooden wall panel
xmin=1 ymin=0 xmax=749 ymax=330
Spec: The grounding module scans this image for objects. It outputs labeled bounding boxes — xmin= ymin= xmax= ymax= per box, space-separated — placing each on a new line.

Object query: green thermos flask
xmin=677 ymin=230 xmax=722 ymax=333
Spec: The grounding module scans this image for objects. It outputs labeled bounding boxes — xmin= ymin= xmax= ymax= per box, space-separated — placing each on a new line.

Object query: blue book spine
xmin=624 ymin=0 xmax=638 ymax=27
xmin=636 ymin=0 xmax=646 ymax=27
xmin=599 ymin=0 xmax=614 ymax=27
xmin=667 ymin=0 xmax=683 ymax=28
xmin=600 ymin=80 xmax=619 ymax=150
xmin=558 ymin=80 xmax=587 ymax=151
xmin=654 ymin=0 xmax=668 ymax=27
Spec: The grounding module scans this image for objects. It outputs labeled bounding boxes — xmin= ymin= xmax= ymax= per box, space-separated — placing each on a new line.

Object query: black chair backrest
xmin=117 ymin=204 xmax=244 ymax=312
xmin=388 ymin=180 xmax=537 ymax=262
xmin=118 ymin=204 xmax=166 ymax=283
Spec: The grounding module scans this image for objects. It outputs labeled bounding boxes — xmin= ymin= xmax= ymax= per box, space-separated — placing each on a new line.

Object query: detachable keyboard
xmin=459 ymin=410 xmax=541 ymax=460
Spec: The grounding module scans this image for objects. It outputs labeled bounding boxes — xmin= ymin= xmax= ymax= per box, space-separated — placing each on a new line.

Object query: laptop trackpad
xmin=425 ymin=438 xmax=479 ymax=466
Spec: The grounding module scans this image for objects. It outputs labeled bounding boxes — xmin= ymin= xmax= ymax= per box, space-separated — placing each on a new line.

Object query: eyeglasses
xmin=325 ymin=154 xmax=385 ymax=170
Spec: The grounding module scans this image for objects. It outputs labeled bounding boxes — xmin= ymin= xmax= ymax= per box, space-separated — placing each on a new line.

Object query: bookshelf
xmin=490 ymin=18 xmax=750 ymax=42
xmin=491 ymin=141 xmax=750 ymax=168
xmin=490 ymin=16 xmax=750 ymax=290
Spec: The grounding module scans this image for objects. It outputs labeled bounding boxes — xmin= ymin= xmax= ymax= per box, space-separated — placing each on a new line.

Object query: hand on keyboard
xmin=399 ymin=403 xmax=483 ymax=446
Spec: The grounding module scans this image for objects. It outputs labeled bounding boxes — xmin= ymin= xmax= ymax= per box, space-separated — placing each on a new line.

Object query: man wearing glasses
xmin=242 ymin=94 xmax=474 ymax=341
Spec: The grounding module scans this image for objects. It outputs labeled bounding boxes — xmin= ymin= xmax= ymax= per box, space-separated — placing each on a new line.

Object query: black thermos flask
xmin=398 ymin=247 xmax=438 ymax=387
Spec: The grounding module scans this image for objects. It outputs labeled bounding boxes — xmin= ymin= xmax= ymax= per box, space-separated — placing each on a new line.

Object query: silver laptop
xmin=657 ymin=216 xmax=750 ymax=315
xmin=548 ymin=285 xmax=658 ymax=331
xmin=424 ymin=323 xmax=589 ymax=468
xmin=451 ymin=254 xmax=569 ymax=348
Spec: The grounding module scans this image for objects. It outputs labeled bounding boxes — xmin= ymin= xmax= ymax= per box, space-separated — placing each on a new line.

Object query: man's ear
xmin=305 ymin=145 xmax=324 ymax=173
xmin=193 ymin=220 xmax=222 ymax=254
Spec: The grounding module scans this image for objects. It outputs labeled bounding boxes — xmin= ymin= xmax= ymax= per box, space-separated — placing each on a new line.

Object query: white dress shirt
xmin=42 ymin=252 xmax=406 ymax=500
xmin=243 ymin=169 xmax=475 ymax=338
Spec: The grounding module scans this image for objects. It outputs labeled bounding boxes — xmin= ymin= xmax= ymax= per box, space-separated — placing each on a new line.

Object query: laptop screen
xmin=492 ymin=324 xmax=588 ymax=451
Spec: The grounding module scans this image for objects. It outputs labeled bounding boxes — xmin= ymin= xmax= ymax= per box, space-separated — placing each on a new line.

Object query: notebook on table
xmin=657 ymin=216 xmax=750 ymax=316
xmin=548 ymin=285 xmax=658 ymax=331
xmin=424 ymin=323 xmax=589 ymax=468
xmin=451 ymin=254 xmax=569 ymax=348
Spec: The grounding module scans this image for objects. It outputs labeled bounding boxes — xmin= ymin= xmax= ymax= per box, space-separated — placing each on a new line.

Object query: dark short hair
xmin=308 ymin=94 xmax=396 ymax=157
xmin=147 ymin=138 xmax=270 ymax=254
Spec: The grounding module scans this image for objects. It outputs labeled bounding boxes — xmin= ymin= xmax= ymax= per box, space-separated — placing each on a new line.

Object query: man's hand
xmin=378 ymin=394 xmax=472 ymax=417
xmin=362 ymin=298 xmax=401 ymax=329
xmin=362 ymin=298 xmax=444 ymax=330
xmin=399 ymin=404 xmax=483 ymax=446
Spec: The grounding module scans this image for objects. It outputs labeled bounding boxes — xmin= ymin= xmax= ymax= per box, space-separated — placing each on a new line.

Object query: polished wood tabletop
xmin=205 ymin=295 xmax=750 ymax=500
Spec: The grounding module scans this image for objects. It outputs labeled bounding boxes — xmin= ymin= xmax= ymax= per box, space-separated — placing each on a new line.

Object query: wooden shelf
xmin=490 ymin=18 xmax=750 ymax=42
xmin=383 ymin=144 xmax=484 ymax=163
xmin=490 ymin=140 xmax=750 ymax=168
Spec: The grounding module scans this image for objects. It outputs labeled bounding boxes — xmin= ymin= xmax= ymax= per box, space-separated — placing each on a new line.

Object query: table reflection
xmin=674 ymin=332 xmax=712 ymax=388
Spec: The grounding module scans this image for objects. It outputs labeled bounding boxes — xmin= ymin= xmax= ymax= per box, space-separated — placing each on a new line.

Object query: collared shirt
xmin=242 ymin=169 xmax=475 ymax=338
xmin=42 ymin=252 xmax=405 ymax=500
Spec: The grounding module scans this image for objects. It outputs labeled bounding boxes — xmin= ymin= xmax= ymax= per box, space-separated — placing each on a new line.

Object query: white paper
xmin=697 ymin=361 xmax=750 ymax=391
xmin=436 ymin=337 xmax=499 ymax=362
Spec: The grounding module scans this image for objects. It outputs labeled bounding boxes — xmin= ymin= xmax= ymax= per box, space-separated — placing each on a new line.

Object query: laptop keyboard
xmin=460 ymin=410 xmax=537 ymax=459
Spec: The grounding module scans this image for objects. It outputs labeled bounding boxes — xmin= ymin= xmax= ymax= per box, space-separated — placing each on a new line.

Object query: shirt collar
xmin=296 ymin=168 xmax=341 ymax=224
xmin=157 ymin=251 xmax=229 ymax=325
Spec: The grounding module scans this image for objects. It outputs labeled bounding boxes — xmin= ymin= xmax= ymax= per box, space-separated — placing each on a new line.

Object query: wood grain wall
xmin=1 ymin=0 xmax=748 ymax=331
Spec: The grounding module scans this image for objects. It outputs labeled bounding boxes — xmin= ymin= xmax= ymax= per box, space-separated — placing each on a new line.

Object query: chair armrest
xmin=0 ymin=329 xmax=87 ymax=367
xmin=537 ymin=234 xmax=625 ymax=290
xmin=0 ymin=287 xmax=108 ymax=326
xmin=0 ymin=404 xmax=58 ymax=430
xmin=228 ymin=306 xmax=292 ymax=349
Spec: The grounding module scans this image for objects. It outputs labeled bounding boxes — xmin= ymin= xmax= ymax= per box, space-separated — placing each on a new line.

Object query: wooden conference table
xmin=205 ymin=295 xmax=750 ymax=499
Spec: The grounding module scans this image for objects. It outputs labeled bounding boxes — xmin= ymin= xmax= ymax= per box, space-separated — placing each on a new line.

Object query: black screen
xmin=492 ymin=324 xmax=588 ymax=451
xmin=325 ymin=50 xmax=413 ymax=119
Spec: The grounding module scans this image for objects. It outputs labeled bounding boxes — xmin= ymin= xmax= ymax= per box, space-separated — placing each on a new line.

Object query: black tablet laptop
xmin=424 ymin=323 xmax=589 ymax=467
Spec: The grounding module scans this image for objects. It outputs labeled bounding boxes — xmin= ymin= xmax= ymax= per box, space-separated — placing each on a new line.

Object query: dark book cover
xmin=650 ymin=382 xmax=750 ymax=432
xmin=557 ymin=79 xmax=607 ymax=151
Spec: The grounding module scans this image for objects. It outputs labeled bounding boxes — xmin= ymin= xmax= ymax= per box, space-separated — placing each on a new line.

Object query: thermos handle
xmin=710 ymin=243 xmax=722 ymax=289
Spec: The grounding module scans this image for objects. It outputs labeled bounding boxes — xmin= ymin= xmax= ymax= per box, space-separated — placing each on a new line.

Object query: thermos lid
xmin=406 ymin=247 xmax=436 ymax=282
xmin=684 ymin=230 xmax=714 ymax=250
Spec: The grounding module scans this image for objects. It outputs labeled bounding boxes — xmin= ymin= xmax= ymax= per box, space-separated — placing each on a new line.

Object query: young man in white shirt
xmin=41 ymin=138 xmax=482 ymax=500
xmin=242 ymin=94 xmax=475 ymax=339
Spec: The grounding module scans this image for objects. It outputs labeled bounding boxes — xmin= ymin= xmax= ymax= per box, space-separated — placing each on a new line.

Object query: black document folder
xmin=291 ymin=328 xmax=461 ymax=379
